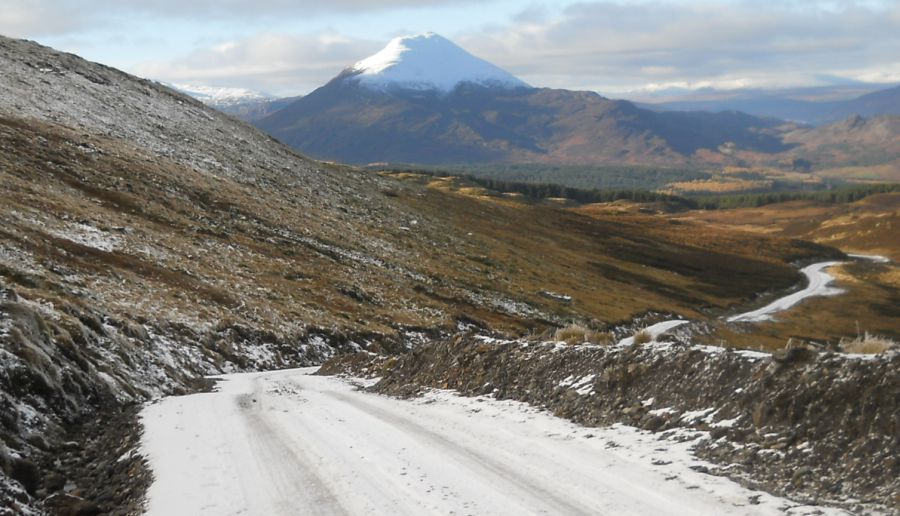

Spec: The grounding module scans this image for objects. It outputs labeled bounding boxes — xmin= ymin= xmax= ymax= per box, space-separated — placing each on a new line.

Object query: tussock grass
xmin=632 ymin=329 xmax=652 ymax=345
xmin=554 ymin=324 xmax=614 ymax=345
xmin=840 ymin=333 xmax=897 ymax=354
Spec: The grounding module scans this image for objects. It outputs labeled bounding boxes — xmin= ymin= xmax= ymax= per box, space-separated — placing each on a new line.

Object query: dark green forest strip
xmin=379 ymin=167 xmax=900 ymax=211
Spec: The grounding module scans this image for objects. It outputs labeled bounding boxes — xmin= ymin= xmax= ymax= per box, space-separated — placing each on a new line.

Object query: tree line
xmin=691 ymin=183 xmax=900 ymax=210
xmin=380 ymin=167 xmax=899 ymax=211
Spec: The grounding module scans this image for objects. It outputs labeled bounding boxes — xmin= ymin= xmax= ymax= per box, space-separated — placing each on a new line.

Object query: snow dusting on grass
xmin=48 ymin=222 xmax=122 ymax=252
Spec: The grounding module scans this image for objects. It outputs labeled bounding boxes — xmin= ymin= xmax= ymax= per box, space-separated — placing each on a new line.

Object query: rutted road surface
xmin=141 ymin=369 xmax=845 ymax=515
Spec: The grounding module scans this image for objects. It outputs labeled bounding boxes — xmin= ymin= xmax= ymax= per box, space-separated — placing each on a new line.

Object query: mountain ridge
xmin=255 ymin=33 xmax=796 ymax=167
xmin=169 ymin=82 xmax=275 ymax=106
xmin=257 ymin=76 xmax=792 ymax=166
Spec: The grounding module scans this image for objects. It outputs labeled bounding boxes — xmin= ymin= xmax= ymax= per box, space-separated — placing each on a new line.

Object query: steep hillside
xmin=0 ymin=35 xmax=838 ymax=513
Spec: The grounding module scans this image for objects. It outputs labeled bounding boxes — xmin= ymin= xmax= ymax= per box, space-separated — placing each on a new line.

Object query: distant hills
xmin=175 ymin=33 xmax=898 ymax=175
xmin=169 ymin=83 xmax=302 ymax=122
xmin=254 ymin=34 xmax=792 ymax=167
xmin=776 ymin=115 xmax=900 ymax=182
xmin=217 ymin=96 xmax=303 ymax=123
xmin=638 ymin=85 xmax=900 ymax=126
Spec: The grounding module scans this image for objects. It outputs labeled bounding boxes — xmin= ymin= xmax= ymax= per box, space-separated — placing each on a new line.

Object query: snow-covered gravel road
xmin=141 ymin=369 xmax=845 ymax=516
xmin=618 ymin=258 xmax=871 ymax=343
xmin=726 ymin=260 xmax=845 ymax=322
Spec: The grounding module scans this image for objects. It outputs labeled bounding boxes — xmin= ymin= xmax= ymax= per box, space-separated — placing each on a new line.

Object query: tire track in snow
xmin=235 ymin=378 xmax=350 ymax=516
xmin=142 ymin=370 xmax=850 ymax=515
xmin=320 ymin=389 xmax=595 ymax=515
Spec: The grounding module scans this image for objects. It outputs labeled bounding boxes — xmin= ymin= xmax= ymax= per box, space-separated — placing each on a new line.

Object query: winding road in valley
xmin=618 ymin=255 xmax=888 ymax=344
xmin=725 ymin=260 xmax=846 ymax=323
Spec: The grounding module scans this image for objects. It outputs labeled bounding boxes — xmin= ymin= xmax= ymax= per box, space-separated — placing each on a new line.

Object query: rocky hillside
xmin=326 ymin=337 xmax=899 ymax=513
xmin=0 ymin=34 xmax=842 ymax=514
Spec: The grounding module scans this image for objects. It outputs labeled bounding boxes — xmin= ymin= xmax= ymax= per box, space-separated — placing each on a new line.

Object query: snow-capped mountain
xmin=168 ymin=83 xmax=275 ymax=107
xmin=256 ymin=33 xmax=791 ymax=166
xmin=167 ymin=83 xmax=301 ymax=122
xmin=346 ymin=32 xmax=529 ymax=92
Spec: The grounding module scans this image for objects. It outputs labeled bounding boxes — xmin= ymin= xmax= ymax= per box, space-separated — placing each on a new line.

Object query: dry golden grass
xmin=840 ymin=333 xmax=897 ymax=354
xmin=816 ymin=162 xmax=900 ymax=183
xmin=673 ymin=193 xmax=900 ymax=261
xmin=632 ymin=329 xmax=652 ymax=345
xmin=664 ymin=178 xmax=772 ymax=194
xmin=456 ymin=186 xmax=492 ymax=198
xmin=661 ymin=166 xmax=827 ymax=196
xmin=554 ymin=324 xmax=614 ymax=345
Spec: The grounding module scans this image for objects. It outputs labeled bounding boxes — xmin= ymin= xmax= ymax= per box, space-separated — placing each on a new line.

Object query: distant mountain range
xmin=637 ymin=85 xmax=900 ymax=126
xmin=176 ymin=33 xmax=898 ymax=173
xmin=254 ymin=33 xmax=794 ymax=167
xmin=169 ymin=83 xmax=302 ymax=122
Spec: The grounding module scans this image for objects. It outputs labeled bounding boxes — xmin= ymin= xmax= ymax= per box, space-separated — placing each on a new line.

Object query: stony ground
xmin=324 ymin=336 xmax=899 ymax=514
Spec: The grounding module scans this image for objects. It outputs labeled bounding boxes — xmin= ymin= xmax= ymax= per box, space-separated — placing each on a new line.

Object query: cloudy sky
xmin=3 ymin=0 xmax=899 ymax=97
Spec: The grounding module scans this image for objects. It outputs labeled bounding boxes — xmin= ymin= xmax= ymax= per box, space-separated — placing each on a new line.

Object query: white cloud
xmin=457 ymin=1 xmax=900 ymax=92
xmin=134 ymin=33 xmax=381 ymax=95
xmin=0 ymin=1 xmax=90 ymax=37
xmin=0 ymin=0 xmax=479 ymax=37
xmin=11 ymin=1 xmax=898 ymax=95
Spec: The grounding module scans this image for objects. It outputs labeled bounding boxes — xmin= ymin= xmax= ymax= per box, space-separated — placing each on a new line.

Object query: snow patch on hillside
xmin=48 ymin=222 xmax=122 ymax=252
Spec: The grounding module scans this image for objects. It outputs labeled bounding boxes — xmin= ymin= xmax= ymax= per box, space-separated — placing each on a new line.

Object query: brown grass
xmin=0 ymin=115 xmax=842 ymax=343
xmin=632 ymin=329 xmax=652 ymax=345
xmin=671 ymin=193 xmax=899 ymax=352
xmin=665 ymin=178 xmax=773 ymax=194
xmin=840 ymin=333 xmax=897 ymax=354
xmin=673 ymin=193 xmax=900 ymax=261
xmin=554 ymin=324 xmax=614 ymax=345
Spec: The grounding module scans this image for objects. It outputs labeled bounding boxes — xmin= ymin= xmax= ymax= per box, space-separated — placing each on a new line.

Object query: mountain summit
xmin=345 ymin=32 xmax=529 ymax=92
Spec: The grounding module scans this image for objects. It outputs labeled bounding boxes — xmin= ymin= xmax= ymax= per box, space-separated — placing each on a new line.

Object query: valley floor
xmin=141 ymin=369 xmax=848 ymax=516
